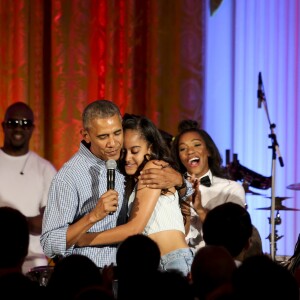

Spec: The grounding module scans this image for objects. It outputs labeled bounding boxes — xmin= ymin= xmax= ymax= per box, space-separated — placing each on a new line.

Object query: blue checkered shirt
xmin=40 ymin=142 xmax=126 ymax=267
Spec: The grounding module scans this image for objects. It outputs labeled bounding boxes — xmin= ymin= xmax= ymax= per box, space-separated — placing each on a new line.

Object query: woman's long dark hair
xmin=171 ymin=119 xmax=228 ymax=178
xmin=120 ymin=113 xmax=178 ymax=195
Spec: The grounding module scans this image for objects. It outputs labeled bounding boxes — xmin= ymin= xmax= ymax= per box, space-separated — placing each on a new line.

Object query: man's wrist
xmin=175 ymin=174 xmax=187 ymax=191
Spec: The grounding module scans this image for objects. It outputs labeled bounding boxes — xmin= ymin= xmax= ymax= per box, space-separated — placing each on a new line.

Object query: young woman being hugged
xmin=77 ymin=114 xmax=193 ymax=277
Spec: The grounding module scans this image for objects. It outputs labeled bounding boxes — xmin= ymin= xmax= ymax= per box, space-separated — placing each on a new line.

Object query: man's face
xmin=82 ymin=114 xmax=123 ymax=161
xmin=2 ymin=107 xmax=34 ymax=152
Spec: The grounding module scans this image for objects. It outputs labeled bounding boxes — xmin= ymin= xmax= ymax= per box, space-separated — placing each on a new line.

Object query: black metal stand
xmin=267 ymin=211 xmax=284 ymax=258
xmin=258 ymin=72 xmax=284 ymax=260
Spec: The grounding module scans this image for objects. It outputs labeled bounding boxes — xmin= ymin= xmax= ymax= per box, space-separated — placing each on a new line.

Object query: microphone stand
xmin=258 ymin=73 xmax=284 ymax=260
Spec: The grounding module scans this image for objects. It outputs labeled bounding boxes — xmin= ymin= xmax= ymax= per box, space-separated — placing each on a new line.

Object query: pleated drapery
xmin=0 ymin=0 xmax=205 ymax=168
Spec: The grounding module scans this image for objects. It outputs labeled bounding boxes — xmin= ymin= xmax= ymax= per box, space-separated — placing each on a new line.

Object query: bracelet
xmin=175 ymin=175 xmax=187 ymax=191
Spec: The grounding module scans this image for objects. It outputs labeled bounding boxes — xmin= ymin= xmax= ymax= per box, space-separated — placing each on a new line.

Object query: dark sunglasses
xmin=3 ymin=118 xmax=34 ymax=130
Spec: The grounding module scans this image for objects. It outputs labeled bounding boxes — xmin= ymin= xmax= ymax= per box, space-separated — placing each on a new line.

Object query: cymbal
xmin=266 ymin=197 xmax=292 ymax=210
xmin=287 ymin=183 xmax=300 ymax=190
xmin=265 ymin=196 xmax=292 ymax=201
xmin=256 ymin=204 xmax=300 ymax=211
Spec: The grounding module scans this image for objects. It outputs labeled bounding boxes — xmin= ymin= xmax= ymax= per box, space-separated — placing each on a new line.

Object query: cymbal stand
xmin=258 ymin=72 xmax=284 ymax=260
xmin=267 ymin=211 xmax=284 ymax=257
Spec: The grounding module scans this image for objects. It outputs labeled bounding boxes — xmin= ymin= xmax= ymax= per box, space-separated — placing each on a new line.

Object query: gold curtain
xmin=0 ymin=0 xmax=205 ymax=170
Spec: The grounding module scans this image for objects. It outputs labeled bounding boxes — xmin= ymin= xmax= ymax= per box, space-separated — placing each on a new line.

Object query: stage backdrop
xmin=0 ymin=0 xmax=205 ymax=167
xmin=205 ymin=0 xmax=300 ymax=257
xmin=0 ymin=0 xmax=299 ymax=257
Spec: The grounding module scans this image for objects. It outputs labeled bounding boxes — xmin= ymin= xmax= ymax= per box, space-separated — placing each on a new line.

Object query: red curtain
xmin=0 ymin=0 xmax=205 ymax=170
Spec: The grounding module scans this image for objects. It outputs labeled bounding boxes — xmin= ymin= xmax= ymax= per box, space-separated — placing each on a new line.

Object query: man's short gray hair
xmin=82 ymin=99 xmax=122 ymax=129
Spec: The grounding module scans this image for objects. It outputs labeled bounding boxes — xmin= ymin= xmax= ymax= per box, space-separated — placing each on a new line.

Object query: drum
xmin=26 ymin=265 xmax=54 ymax=286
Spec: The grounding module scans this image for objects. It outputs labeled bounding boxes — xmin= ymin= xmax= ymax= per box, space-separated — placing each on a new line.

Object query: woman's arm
xmin=76 ymin=161 xmax=162 ymax=247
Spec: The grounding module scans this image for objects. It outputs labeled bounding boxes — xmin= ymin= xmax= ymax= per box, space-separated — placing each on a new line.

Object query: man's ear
xmin=187 ymin=271 xmax=192 ymax=284
xmin=245 ymin=237 xmax=252 ymax=251
xmin=81 ymin=129 xmax=90 ymax=143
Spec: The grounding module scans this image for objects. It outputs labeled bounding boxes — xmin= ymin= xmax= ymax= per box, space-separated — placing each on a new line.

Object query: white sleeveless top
xmin=128 ymin=186 xmax=185 ymax=235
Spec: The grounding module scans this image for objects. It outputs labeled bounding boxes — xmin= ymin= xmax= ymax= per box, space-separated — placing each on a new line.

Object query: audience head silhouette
xmin=116 ymin=234 xmax=161 ymax=300
xmin=203 ymin=202 xmax=253 ymax=261
xmin=232 ymin=254 xmax=299 ymax=300
xmin=46 ymin=254 xmax=103 ymax=300
xmin=0 ymin=207 xmax=45 ymax=299
xmin=0 ymin=206 xmax=29 ymax=269
xmin=153 ymin=270 xmax=194 ymax=300
xmin=244 ymin=224 xmax=263 ymax=259
xmin=116 ymin=234 xmax=194 ymax=300
xmin=191 ymin=245 xmax=236 ymax=300
xmin=116 ymin=234 xmax=160 ymax=275
xmin=74 ymin=285 xmax=114 ymax=300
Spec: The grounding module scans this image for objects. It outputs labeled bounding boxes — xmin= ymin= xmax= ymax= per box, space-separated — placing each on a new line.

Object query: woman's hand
xmin=191 ymin=179 xmax=207 ymax=222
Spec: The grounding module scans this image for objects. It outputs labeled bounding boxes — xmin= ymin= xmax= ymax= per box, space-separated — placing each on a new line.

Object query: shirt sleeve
xmin=40 ymin=178 xmax=76 ymax=258
xmin=226 ymin=182 xmax=246 ymax=207
xmin=180 ymin=178 xmax=194 ymax=201
xmin=41 ymin=161 xmax=57 ymax=208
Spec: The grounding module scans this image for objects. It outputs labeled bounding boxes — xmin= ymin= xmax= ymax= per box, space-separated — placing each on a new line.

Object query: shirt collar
xmin=186 ymin=169 xmax=213 ymax=184
xmin=80 ymin=141 xmax=106 ymax=170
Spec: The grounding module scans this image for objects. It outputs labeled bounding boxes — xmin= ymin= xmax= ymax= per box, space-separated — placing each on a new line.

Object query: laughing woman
xmin=171 ymin=119 xmax=246 ymax=252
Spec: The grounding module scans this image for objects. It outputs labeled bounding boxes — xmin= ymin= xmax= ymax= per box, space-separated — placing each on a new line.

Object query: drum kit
xmin=256 ymin=195 xmax=300 ymax=211
xmin=225 ymin=151 xmax=300 ymax=210
xmin=247 ymin=181 xmax=299 ymax=257
xmin=225 ymin=150 xmax=300 ymax=257
xmin=255 ymin=194 xmax=300 ymax=255
xmin=26 ymin=265 xmax=54 ymax=286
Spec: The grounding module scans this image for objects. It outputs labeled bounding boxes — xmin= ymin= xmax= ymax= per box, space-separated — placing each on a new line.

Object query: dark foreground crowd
xmin=0 ymin=205 xmax=299 ymax=300
xmin=1 ymin=100 xmax=299 ymax=300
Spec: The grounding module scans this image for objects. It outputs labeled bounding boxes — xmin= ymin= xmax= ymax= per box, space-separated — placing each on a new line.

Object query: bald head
xmin=2 ymin=102 xmax=35 ymax=155
xmin=4 ymin=102 xmax=34 ymax=122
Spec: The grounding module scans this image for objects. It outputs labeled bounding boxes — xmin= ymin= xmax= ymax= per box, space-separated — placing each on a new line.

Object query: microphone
xmin=106 ymin=159 xmax=117 ymax=190
xmin=105 ymin=159 xmax=117 ymax=215
xmin=257 ymin=72 xmax=263 ymax=108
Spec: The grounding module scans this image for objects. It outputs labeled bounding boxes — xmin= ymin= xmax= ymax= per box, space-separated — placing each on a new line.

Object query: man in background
xmin=0 ymin=102 xmax=57 ymax=274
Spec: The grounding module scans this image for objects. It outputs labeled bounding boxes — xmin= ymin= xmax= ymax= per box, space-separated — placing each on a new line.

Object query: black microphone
xmin=257 ymin=72 xmax=263 ymax=108
xmin=106 ymin=159 xmax=117 ymax=190
xmin=105 ymin=159 xmax=117 ymax=215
